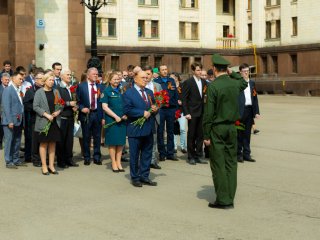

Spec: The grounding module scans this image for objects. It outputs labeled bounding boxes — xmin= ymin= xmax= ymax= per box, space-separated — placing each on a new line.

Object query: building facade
xmin=0 ymin=0 xmax=319 ymax=95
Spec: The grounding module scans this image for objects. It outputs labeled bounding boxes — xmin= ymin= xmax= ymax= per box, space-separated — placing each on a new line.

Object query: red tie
xmin=140 ymin=89 xmax=148 ymax=104
xmin=90 ymin=83 xmax=96 ymax=110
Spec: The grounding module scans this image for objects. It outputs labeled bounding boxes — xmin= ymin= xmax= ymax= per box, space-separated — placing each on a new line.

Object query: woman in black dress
xmin=33 ymin=73 xmax=62 ymax=175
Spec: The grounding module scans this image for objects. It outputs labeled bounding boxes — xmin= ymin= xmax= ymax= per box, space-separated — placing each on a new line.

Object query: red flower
xmin=154 ymin=90 xmax=170 ymax=108
xmin=235 ymin=120 xmax=241 ymax=126
xmin=175 ymin=109 xmax=181 ymax=120
xmin=57 ymin=98 xmax=65 ymax=106
xmin=19 ymin=91 xmax=24 ymax=97
xmin=96 ymin=80 xmax=101 ymax=84
xmin=16 ymin=114 xmax=20 ymax=120
xmin=70 ymin=85 xmax=78 ymax=93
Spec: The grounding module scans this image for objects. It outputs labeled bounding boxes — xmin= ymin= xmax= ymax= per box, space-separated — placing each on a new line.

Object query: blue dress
xmin=100 ymin=86 xmax=126 ymax=146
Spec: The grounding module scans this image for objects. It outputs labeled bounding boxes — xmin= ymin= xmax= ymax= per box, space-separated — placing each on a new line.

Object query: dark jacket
xmin=57 ymin=85 xmax=74 ymax=118
xmin=238 ymin=80 xmax=260 ymax=119
xmin=153 ymin=76 xmax=179 ymax=108
xmin=23 ymin=85 xmax=41 ymax=124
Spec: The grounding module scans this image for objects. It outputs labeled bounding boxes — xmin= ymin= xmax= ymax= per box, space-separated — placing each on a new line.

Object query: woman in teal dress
xmin=101 ymin=72 xmax=127 ymax=172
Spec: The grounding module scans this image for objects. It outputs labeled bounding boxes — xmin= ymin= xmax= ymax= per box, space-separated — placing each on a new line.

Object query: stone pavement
xmin=0 ymin=95 xmax=319 ymax=240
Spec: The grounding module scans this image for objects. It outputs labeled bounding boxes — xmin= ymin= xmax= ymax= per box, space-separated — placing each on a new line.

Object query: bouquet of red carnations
xmin=40 ymin=92 xmax=65 ymax=136
xmin=131 ymin=90 xmax=170 ymax=128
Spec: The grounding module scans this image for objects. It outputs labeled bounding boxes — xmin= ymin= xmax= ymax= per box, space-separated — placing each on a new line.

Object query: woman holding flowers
xmin=33 ymin=72 xmax=63 ymax=175
xmin=100 ymin=71 xmax=127 ymax=172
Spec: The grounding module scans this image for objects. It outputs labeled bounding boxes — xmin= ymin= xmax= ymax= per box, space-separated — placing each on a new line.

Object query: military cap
xmin=211 ymin=54 xmax=230 ymax=66
xmin=153 ymin=67 xmax=159 ymax=74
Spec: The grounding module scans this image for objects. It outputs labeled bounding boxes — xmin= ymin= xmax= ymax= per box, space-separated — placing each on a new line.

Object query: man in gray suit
xmin=0 ymin=73 xmax=10 ymax=149
xmin=1 ymin=72 xmax=25 ymax=168
xmin=143 ymin=65 xmax=162 ymax=170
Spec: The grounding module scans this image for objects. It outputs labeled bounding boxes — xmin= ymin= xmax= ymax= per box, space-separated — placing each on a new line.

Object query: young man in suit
xmin=0 ymin=73 xmax=10 ymax=150
xmin=77 ymin=67 xmax=103 ymax=165
xmin=56 ymin=69 xmax=79 ymax=168
xmin=1 ymin=72 xmax=25 ymax=168
xmin=52 ymin=62 xmax=62 ymax=88
xmin=182 ymin=62 xmax=207 ymax=165
xmin=237 ymin=63 xmax=260 ymax=162
xmin=123 ymin=70 xmax=158 ymax=187
xmin=154 ymin=65 xmax=179 ymax=161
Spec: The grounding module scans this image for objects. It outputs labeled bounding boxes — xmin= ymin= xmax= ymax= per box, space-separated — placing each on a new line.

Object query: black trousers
xmin=31 ymin=123 xmax=40 ymax=164
xmin=56 ymin=118 xmax=74 ymax=166
xmin=24 ymin=111 xmax=32 ymax=161
xmin=0 ymin=117 xmax=3 ymax=144
xmin=237 ymin=106 xmax=254 ymax=159
xmin=187 ymin=116 xmax=203 ymax=159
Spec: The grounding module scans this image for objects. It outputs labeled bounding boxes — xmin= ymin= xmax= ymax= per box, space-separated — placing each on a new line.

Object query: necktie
xmin=90 ymin=83 xmax=96 ymax=110
xmin=140 ymin=89 xmax=148 ymax=104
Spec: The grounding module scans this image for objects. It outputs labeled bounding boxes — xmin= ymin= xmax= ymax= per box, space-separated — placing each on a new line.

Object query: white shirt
xmin=193 ymin=76 xmax=202 ymax=97
xmin=87 ymin=81 xmax=97 ymax=109
xmin=12 ymin=84 xmax=23 ymax=105
xmin=244 ymin=80 xmax=252 ymax=106
xmin=21 ymin=81 xmax=32 ymax=95
xmin=134 ymin=84 xmax=148 ymax=103
xmin=146 ymin=81 xmax=155 ymax=93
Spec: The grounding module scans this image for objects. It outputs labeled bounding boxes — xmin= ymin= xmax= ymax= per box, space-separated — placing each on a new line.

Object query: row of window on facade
xmin=261 ymin=54 xmax=298 ymax=75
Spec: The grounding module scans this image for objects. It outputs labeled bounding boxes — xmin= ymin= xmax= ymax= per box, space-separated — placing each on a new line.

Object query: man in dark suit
xmin=77 ymin=67 xmax=103 ymax=165
xmin=0 ymin=60 xmax=13 ymax=79
xmin=25 ymin=67 xmax=35 ymax=87
xmin=123 ymin=70 xmax=158 ymax=187
xmin=0 ymin=73 xmax=10 ymax=150
xmin=1 ymin=72 xmax=25 ymax=168
xmin=56 ymin=69 xmax=79 ymax=168
xmin=182 ymin=62 xmax=207 ymax=165
xmin=237 ymin=63 xmax=260 ymax=162
xmin=52 ymin=62 xmax=62 ymax=88
xmin=23 ymin=70 xmax=44 ymax=167
xmin=154 ymin=65 xmax=179 ymax=161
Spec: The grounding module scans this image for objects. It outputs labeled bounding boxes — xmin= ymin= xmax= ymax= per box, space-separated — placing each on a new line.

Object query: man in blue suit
xmin=0 ymin=73 xmax=10 ymax=149
xmin=154 ymin=65 xmax=179 ymax=161
xmin=1 ymin=72 xmax=25 ymax=168
xmin=77 ymin=67 xmax=103 ymax=165
xmin=52 ymin=62 xmax=62 ymax=89
xmin=237 ymin=63 xmax=260 ymax=162
xmin=123 ymin=70 xmax=158 ymax=187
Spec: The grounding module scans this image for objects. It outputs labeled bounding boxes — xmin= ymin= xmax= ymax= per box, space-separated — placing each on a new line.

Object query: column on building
xmin=251 ymin=0 xmax=265 ymax=47
xmin=235 ymin=0 xmax=248 ymax=48
xmin=200 ymin=0 xmax=216 ymax=49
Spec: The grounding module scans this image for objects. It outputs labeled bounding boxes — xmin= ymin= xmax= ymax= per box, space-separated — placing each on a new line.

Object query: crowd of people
xmin=0 ymin=55 xmax=260 ymax=209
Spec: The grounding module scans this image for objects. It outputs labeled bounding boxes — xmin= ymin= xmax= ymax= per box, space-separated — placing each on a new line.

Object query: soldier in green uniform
xmin=203 ymin=54 xmax=247 ymax=209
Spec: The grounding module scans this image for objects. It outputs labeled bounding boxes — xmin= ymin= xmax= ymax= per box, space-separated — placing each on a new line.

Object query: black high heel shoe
xmin=118 ymin=168 xmax=125 ymax=172
xmin=112 ymin=168 xmax=119 ymax=173
xmin=42 ymin=170 xmax=50 ymax=176
xmin=48 ymin=168 xmax=59 ymax=175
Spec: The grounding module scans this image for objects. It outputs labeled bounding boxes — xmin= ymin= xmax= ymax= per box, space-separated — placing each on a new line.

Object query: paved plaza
xmin=0 ymin=95 xmax=319 ymax=240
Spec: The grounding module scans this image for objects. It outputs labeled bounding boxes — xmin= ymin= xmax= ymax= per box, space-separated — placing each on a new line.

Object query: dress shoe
xmin=66 ymin=161 xmax=79 ymax=167
xmin=188 ymin=159 xmax=196 ymax=165
xmin=195 ymin=158 xmax=207 ymax=164
xmin=166 ymin=156 xmax=178 ymax=161
xmin=48 ymin=168 xmax=59 ymax=175
xmin=58 ymin=164 xmax=69 ymax=169
xmin=141 ymin=179 xmax=157 ymax=186
xmin=33 ymin=162 xmax=42 ymax=167
xmin=6 ymin=163 xmax=18 ymax=169
xmin=150 ymin=163 xmax=161 ymax=169
xmin=132 ymin=181 xmax=143 ymax=187
xmin=253 ymin=129 xmax=260 ymax=134
xmin=84 ymin=160 xmax=91 ymax=166
xmin=25 ymin=159 xmax=32 ymax=163
xmin=121 ymin=156 xmax=129 ymax=162
xmin=174 ymin=149 xmax=177 ymax=153
xmin=112 ymin=169 xmax=119 ymax=173
xmin=244 ymin=157 xmax=256 ymax=162
xmin=208 ymin=202 xmax=234 ymax=209
xmin=118 ymin=168 xmax=125 ymax=172
xmin=42 ymin=170 xmax=50 ymax=176
xmin=159 ymin=156 xmax=166 ymax=161
xmin=15 ymin=161 xmax=28 ymax=167
xmin=237 ymin=157 xmax=244 ymax=163
xmin=181 ymin=149 xmax=187 ymax=154
xmin=94 ymin=160 xmax=102 ymax=165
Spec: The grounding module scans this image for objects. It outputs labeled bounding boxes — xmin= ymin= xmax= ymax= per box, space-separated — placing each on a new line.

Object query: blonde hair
xmin=106 ymin=71 xmax=119 ymax=86
xmin=41 ymin=72 xmax=54 ymax=84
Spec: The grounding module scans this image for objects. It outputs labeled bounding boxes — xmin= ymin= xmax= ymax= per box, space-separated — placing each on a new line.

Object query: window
xmin=151 ymin=20 xmax=159 ymax=38
xmin=194 ymin=57 xmax=202 ymax=64
xmin=261 ymin=56 xmax=268 ymax=74
xmin=111 ymin=56 xmax=119 ymax=70
xmin=181 ymin=57 xmax=189 ymax=74
xmin=191 ymin=22 xmax=199 ymax=40
xmin=292 ymin=17 xmax=297 ymax=36
xmin=180 ymin=0 xmax=198 ymax=8
xmin=223 ymin=0 xmax=230 ymax=13
xmin=138 ymin=20 xmax=145 ymax=37
xmin=276 ymin=0 xmax=281 ymax=5
xmin=97 ymin=18 xmax=117 ymax=37
xmin=139 ymin=0 xmax=158 ymax=6
xmin=276 ymin=20 xmax=281 ymax=38
xmin=0 ymin=0 xmax=8 ymax=14
xmin=179 ymin=22 xmax=186 ymax=39
xmin=290 ymin=54 xmax=297 ymax=73
xmin=272 ymin=55 xmax=278 ymax=74
xmin=248 ymin=23 xmax=252 ymax=41
xmin=223 ymin=25 xmax=230 ymax=38
xmin=141 ymin=56 xmax=149 ymax=67
xmin=154 ymin=56 xmax=162 ymax=68
xmin=151 ymin=0 xmax=158 ymax=6
xmin=266 ymin=21 xmax=271 ymax=39
xmin=138 ymin=0 xmax=145 ymax=5
xmin=266 ymin=0 xmax=271 ymax=6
